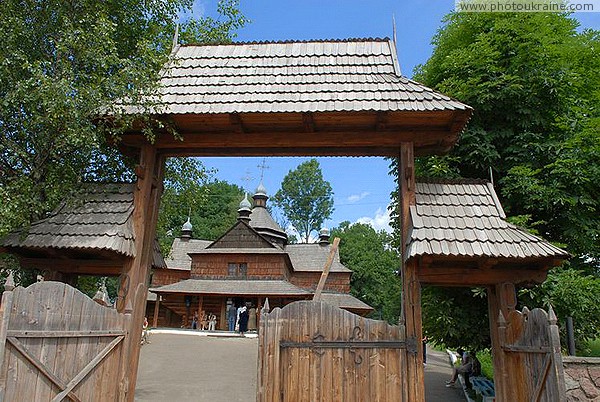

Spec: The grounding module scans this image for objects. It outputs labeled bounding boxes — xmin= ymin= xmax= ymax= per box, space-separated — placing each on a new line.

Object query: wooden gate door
xmin=257 ymin=300 xmax=408 ymax=402
xmin=499 ymin=307 xmax=567 ymax=402
xmin=0 ymin=281 xmax=131 ymax=401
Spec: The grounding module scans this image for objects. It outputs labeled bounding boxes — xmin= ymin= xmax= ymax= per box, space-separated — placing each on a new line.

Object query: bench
xmin=446 ymin=349 xmax=495 ymax=402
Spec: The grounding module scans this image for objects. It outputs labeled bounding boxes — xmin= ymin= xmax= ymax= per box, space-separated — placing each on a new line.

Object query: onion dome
xmin=181 ymin=217 xmax=193 ymax=239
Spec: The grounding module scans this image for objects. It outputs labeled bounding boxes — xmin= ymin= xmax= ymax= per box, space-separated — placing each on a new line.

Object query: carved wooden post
xmin=398 ymin=142 xmax=424 ymax=402
xmin=497 ymin=309 xmax=509 ymax=401
xmin=118 ymin=143 xmax=165 ymax=401
xmin=548 ymin=306 xmax=567 ymax=400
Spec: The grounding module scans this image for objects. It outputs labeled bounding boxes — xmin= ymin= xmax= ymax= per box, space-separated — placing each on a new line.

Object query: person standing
xmin=248 ymin=305 xmax=257 ymax=331
xmin=228 ymin=303 xmax=237 ymax=332
xmin=238 ymin=306 xmax=249 ymax=336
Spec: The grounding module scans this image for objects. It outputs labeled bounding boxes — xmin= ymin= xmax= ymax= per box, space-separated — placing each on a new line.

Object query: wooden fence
xmin=257 ymin=300 xmax=408 ymax=402
xmin=0 ymin=280 xmax=131 ymax=401
xmin=499 ymin=306 xmax=567 ymax=402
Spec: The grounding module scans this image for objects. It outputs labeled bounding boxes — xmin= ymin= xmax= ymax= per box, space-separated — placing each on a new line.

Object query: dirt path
xmin=135 ymin=332 xmax=258 ymax=402
xmin=136 ymin=332 xmax=465 ymax=401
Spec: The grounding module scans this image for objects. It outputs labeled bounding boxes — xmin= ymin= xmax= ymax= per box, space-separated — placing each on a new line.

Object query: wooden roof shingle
xmin=122 ymin=38 xmax=469 ymax=115
xmin=406 ymin=181 xmax=569 ymax=261
xmin=1 ymin=183 xmax=166 ymax=268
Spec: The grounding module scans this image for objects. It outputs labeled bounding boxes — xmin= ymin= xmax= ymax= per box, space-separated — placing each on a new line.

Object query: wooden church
xmin=147 ymin=183 xmax=373 ymax=329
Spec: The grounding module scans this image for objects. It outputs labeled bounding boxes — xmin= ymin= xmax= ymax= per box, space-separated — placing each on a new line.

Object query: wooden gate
xmin=257 ymin=300 xmax=408 ymax=402
xmin=0 ymin=280 xmax=131 ymax=401
xmin=499 ymin=306 xmax=567 ymax=402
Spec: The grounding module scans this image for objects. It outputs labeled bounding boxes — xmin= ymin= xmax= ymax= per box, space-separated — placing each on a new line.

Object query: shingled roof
xmin=150 ymin=279 xmax=310 ymax=296
xmin=0 ymin=183 xmax=166 ymax=268
xmin=406 ymin=181 xmax=569 ymax=261
xmin=286 ymin=243 xmax=351 ymax=273
xmin=126 ymin=38 xmax=467 ymax=115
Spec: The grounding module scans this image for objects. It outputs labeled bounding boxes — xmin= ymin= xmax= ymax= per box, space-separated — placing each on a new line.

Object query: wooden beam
xmin=119 ymin=129 xmax=455 ymax=154
xmin=118 ymin=144 xmax=165 ymax=401
xmin=398 ymin=142 xmax=424 ymax=402
xmin=417 ymin=265 xmax=548 ymax=286
xmin=152 ymin=296 xmax=160 ymax=328
xmin=376 ymin=111 xmax=389 ymax=131
xmin=229 ymin=113 xmax=244 ymax=133
xmin=302 ymin=112 xmax=315 ymax=132
xmin=313 ymin=237 xmax=341 ymax=300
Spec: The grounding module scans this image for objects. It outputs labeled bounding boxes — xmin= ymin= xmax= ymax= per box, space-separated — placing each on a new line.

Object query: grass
xmin=584 ymin=338 xmax=600 ymax=357
xmin=476 ymin=349 xmax=494 ymax=380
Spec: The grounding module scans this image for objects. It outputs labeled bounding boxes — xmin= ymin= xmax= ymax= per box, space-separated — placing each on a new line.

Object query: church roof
xmin=164 ymin=237 xmax=212 ymax=270
xmin=150 ymin=279 xmax=310 ymax=296
xmin=125 ymin=38 xmax=468 ymax=115
xmin=249 ymin=206 xmax=287 ymax=241
xmin=286 ymin=243 xmax=351 ymax=273
xmin=319 ymin=292 xmax=373 ymax=312
xmin=406 ymin=181 xmax=570 ymax=261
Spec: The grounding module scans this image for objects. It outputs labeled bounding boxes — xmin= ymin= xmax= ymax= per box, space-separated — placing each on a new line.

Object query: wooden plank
xmin=52 ymin=284 xmax=78 ymax=401
xmin=0 ymin=282 xmax=14 ymax=399
xmin=313 ymin=237 xmax=341 ymax=300
xmin=7 ymin=337 xmax=81 ymax=402
xmin=7 ymin=330 xmax=127 ymax=338
xmin=34 ymin=281 xmax=63 ymax=401
xmin=52 ymin=336 xmax=124 ymax=402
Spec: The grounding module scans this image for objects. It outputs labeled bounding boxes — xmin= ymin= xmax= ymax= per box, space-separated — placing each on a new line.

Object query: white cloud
xmin=347 ymin=191 xmax=370 ymax=203
xmin=355 ymin=206 xmax=392 ymax=233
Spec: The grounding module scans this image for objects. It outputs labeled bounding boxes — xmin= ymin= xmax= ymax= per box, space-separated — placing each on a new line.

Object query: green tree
xmin=389 ymin=12 xmax=599 ymax=351
xmin=412 ymin=12 xmax=600 ymax=271
xmin=0 ymin=0 xmax=247 ymax=284
xmin=273 ymin=159 xmax=334 ymax=243
xmin=331 ymin=222 xmax=401 ymax=323
xmin=520 ymin=267 xmax=600 ymax=352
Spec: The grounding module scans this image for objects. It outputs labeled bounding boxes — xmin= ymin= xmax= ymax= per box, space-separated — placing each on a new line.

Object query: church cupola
xmin=252 ymin=182 xmax=268 ymax=208
xmin=238 ymin=193 xmax=252 ymax=222
xmin=181 ymin=217 xmax=193 ymax=240
xmin=318 ymin=227 xmax=331 ymax=245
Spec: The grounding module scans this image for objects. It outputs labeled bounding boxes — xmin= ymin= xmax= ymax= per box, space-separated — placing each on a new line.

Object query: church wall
xmin=150 ymin=268 xmax=190 ymax=287
xmin=190 ymin=254 xmax=288 ymax=279
xmin=290 ymin=271 xmax=351 ymax=293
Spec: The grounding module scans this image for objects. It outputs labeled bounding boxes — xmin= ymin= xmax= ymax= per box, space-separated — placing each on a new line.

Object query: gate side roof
xmin=134 ymin=38 xmax=469 ymax=115
xmin=406 ymin=181 xmax=570 ymax=261
xmin=0 ymin=183 xmax=166 ymax=268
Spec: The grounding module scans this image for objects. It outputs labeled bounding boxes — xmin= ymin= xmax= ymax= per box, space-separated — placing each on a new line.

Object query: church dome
xmin=182 ymin=217 xmax=193 ymax=231
xmin=255 ymin=182 xmax=268 ymax=196
xmin=238 ymin=193 xmax=252 ymax=211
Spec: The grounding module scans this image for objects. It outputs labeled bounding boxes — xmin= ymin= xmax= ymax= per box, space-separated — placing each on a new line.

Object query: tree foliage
xmin=273 ymin=159 xmax=334 ymax=243
xmin=0 ymin=0 xmax=247 ymax=285
xmin=520 ymin=267 xmax=600 ymax=351
xmin=331 ymin=222 xmax=401 ymax=323
xmin=421 ymin=287 xmax=490 ymax=352
xmin=390 ymin=12 xmax=600 ymax=351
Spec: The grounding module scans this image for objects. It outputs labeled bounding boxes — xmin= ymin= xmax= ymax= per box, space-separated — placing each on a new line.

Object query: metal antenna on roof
xmin=171 ymin=23 xmax=180 ymax=54
xmin=489 ymin=166 xmax=494 ymax=186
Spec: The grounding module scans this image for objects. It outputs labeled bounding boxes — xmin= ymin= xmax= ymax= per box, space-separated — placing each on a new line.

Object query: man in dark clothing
xmin=227 ymin=303 xmax=237 ymax=332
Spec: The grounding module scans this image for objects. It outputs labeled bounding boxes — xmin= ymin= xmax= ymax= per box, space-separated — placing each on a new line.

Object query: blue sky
xmin=189 ymin=1 xmax=599 ymax=234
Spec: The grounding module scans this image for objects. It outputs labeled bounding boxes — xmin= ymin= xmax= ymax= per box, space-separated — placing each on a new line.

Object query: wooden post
xmin=398 ymin=143 xmax=424 ymax=402
xmin=548 ymin=306 xmax=567 ymax=400
xmin=118 ymin=144 xmax=165 ymax=401
xmin=152 ymin=295 xmax=160 ymax=328
xmin=487 ymin=282 xmax=516 ymax=402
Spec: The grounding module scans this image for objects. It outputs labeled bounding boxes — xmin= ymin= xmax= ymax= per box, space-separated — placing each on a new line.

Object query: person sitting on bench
xmin=446 ymin=348 xmax=473 ymax=387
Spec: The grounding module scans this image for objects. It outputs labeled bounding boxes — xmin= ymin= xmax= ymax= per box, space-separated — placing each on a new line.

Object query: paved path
xmin=424 ymin=346 xmax=466 ymax=402
xmin=136 ymin=331 xmax=465 ymax=401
